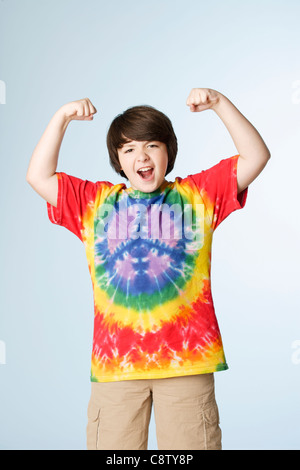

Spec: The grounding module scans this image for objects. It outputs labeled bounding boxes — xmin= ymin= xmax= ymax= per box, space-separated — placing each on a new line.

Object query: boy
xmin=26 ymin=88 xmax=270 ymax=450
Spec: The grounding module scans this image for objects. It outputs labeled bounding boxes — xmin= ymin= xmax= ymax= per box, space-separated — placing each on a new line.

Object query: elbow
xmin=260 ymin=149 xmax=271 ymax=167
xmin=262 ymin=150 xmax=271 ymax=170
xmin=264 ymin=143 xmax=271 ymax=161
xmin=26 ymin=172 xmax=32 ymax=185
xmin=26 ymin=171 xmax=39 ymax=189
xmin=26 ymin=172 xmax=35 ymax=186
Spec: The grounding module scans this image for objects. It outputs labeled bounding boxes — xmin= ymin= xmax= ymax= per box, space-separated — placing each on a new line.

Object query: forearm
xmin=26 ymin=107 xmax=71 ymax=183
xmin=212 ymin=93 xmax=270 ymax=161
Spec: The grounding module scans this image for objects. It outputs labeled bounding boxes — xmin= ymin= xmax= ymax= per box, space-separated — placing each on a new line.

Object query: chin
xmin=132 ymin=176 xmax=157 ymax=192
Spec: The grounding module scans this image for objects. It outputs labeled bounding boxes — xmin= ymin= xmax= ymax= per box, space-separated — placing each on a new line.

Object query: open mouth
xmin=137 ymin=167 xmax=154 ymax=181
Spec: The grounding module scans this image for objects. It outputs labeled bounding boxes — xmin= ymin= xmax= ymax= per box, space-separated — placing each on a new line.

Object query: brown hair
xmin=106 ymin=105 xmax=178 ymax=179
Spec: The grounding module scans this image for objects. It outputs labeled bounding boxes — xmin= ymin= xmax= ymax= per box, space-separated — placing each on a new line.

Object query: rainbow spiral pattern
xmin=47 ymin=155 xmax=247 ymax=382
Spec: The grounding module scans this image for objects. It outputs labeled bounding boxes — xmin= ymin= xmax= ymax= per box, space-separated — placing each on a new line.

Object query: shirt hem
xmin=90 ymin=363 xmax=229 ymax=382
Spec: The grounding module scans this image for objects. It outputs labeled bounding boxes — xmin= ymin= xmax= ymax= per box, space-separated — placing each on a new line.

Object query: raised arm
xmin=26 ymin=98 xmax=97 ymax=207
xmin=186 ymin=88 xmax=271 ymax=193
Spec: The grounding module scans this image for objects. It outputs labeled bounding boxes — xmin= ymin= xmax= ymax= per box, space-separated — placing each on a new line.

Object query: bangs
xmin=113 ymin=108 xmax=170 ymax=149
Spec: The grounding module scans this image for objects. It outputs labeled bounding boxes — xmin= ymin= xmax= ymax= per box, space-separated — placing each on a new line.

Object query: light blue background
xmin=1 ymin=0 xmax=300 ymax=450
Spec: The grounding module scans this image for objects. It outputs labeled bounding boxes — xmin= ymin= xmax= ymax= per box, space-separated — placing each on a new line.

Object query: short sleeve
xmin=47 ymin=172 xmax=100 ymax=241
xmin=187 ymin=155 xmax=248 ymax=230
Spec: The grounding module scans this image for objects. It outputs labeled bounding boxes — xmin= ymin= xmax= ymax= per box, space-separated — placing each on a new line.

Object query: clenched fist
xmin=60 ymin=98 xmax=97 ymax=121
xmin=186 ymin=88 xmax=220 ymax=112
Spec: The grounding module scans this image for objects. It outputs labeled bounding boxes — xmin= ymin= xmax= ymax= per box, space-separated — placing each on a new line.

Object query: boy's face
xmin=117 ymin=140 xmax=169 ymax=192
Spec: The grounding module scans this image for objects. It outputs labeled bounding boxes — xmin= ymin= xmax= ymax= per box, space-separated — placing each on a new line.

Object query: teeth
xmin=138 ymin=167 xmax=153 ymax=172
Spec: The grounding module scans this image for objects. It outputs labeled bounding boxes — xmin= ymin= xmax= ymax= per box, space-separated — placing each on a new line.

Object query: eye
xmin=123 ymin=143 xmax=157 ymax=153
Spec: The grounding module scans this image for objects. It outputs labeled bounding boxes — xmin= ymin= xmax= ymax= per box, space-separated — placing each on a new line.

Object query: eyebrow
xmin=122 ymin=140 xmax=158 ymax=148
xmin=122 ymin=141 xmax=134 ymax=147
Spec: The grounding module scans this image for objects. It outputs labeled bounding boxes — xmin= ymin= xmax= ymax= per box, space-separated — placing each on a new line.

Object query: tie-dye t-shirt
xmin=47 ymin=154 xmax=247 ymax=382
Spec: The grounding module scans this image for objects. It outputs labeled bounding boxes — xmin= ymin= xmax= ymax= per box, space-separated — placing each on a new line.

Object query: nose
xmin=137 ymin=150 xmax=150 ymax=162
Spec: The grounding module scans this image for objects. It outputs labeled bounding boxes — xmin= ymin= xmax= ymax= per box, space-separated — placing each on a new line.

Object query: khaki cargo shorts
xmin=86 ymin=373 xmax=222 ymax=450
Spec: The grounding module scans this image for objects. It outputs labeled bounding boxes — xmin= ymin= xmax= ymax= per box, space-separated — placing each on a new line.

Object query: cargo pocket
xmin=201 ymin=400 xmax=222 ymax=450
xmin=86 ymin=398 xmax=101 ymax=451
